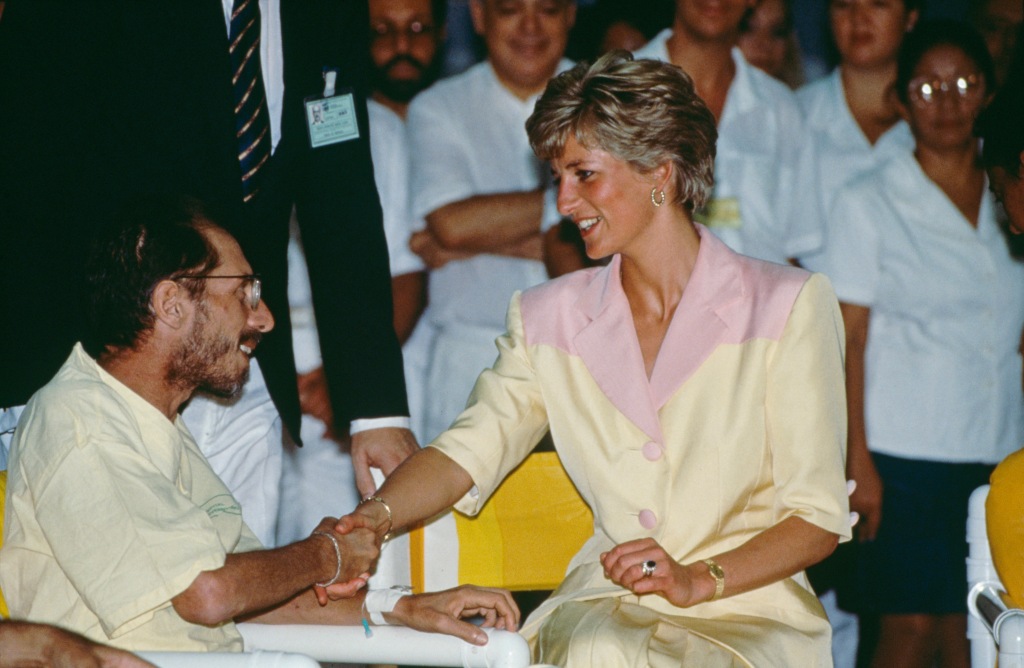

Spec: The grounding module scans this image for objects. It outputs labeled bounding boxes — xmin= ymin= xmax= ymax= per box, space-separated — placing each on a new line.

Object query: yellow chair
xmin=1 ymin=469 xmax=9 ymax=618
xmin=409 ymin=451 xmax=594 ymax=594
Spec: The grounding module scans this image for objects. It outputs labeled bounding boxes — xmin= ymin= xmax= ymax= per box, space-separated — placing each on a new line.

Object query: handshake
xmin=304 ymin=501 xmax=519 ymax=646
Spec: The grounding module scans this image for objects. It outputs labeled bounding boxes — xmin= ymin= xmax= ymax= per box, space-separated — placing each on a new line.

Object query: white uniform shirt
xmin=816 ymin=151 xmax=1024 ymax=463
xmin=634 ymin=31 xmax=808 ymax=263
xmin=407 ymin=60 xmax=567 ymax=331
xmin=796 ymin=68 xmax=914 ymax=268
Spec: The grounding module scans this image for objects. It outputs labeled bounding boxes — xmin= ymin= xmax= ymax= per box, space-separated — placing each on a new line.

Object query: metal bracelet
xmin=361 ymin=495 xmax=394 ymax=541
xmin=312 ymin=530 xmax=342 ymax=587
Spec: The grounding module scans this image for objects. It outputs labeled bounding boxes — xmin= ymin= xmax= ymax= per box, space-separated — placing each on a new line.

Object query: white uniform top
xmin=795 ymin=68 xmax=915 ymax=267
xmin=814 ymin=150 xmax=1024 ymax=463
xmin=634 ymin=31 xmax=808 ymax=263
xmin=407 ymin=60 xmax=567 ymax=332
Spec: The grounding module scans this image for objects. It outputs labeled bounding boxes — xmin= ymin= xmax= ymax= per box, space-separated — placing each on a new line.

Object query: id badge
xmin=695 ymin=197 xmax=742 ymax=229
xmin=305 ymin=68 xmax=360 ymax=148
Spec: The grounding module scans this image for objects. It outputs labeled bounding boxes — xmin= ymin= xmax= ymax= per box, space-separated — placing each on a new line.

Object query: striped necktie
xmin=229 ymin=0 xmax=271 ymax=203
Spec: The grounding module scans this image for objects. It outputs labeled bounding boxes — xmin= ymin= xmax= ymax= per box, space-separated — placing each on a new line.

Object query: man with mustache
xmin=0 ymin=196 xmax=518 ymax=652
xmin=369 ymin=0 xmax=447 ymax=118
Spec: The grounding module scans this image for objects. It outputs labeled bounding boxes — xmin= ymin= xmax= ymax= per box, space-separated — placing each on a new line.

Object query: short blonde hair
xmin=526 ymin=50 xmax=717 ymax=210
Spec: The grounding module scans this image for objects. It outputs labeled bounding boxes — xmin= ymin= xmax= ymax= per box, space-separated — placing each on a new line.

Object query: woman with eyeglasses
xmin=813 ymin=21 xmax=1024 ymax=667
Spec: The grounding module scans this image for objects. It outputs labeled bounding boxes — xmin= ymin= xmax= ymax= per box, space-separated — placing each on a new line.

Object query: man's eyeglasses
xmin=178 ymin=274 xmax=262 ymax=310
xmin=907 ymin=74 xmax=983 ymax=106
xmin=371 ymin=20 xmax=435 ymax=43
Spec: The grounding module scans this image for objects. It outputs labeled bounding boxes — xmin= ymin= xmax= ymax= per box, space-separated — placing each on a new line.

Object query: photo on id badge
xmin=305 ymin=92 xmax=360 ymax=149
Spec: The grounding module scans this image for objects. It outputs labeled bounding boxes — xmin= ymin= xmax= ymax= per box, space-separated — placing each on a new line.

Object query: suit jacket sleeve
xmin=278 ymin=0 xmax=409 ymax=426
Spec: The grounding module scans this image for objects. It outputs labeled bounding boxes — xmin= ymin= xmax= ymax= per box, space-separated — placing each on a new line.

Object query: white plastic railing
xmin=238 ymin=623 xmax=532 ymax=667
xmin=138 ymin=650 xmax=319 ymax=667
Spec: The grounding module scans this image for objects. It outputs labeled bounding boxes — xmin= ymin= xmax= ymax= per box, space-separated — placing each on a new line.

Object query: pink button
xmin=638 ymin=509 xmax=657 ymax=530
xmin=642 ymin=441 xmax=662 ymax=461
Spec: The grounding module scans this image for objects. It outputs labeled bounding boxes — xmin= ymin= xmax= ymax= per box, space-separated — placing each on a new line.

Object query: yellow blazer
xmin=431 ymin=227 xmax=851 ymax=665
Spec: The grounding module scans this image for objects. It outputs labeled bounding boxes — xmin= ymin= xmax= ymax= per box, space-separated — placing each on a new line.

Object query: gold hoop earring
xmin=651 ymin=187 xmax=666 ymax=207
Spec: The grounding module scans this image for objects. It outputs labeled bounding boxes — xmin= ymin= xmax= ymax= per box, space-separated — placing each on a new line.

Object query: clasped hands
xmin=309 ymin=516 xmax=378 ymax=604
xmin=308 ymin=508 xmax=520 ymax=645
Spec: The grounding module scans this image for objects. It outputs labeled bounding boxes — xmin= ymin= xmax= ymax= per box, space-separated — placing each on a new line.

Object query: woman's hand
xmin=385 ymin=585 xmax=521 ymax=646
xmin=847 ymin=448 xmax=884 ymax=541
xmin=600 ymin=538 xmax=710 ymax=608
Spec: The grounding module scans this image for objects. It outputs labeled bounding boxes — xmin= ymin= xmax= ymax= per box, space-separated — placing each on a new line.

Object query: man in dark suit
xmin=0 ymin=0 xmax=416 ymax=543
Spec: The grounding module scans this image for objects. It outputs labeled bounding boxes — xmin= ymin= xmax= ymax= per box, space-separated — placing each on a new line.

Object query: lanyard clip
xmin=322 ymin=67 xmax=338 ymax=98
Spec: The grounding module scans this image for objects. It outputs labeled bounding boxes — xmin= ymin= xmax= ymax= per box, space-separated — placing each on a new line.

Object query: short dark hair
xmin=83 ymin=195 xmax=221 ymax=356
xmin=895 ymin=20 xmax=996 ymax=106
xmin=976 ymin=27 xmax=1024 ymax=176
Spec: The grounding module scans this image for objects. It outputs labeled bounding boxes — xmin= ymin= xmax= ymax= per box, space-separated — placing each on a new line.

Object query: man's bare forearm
xmin=172 ymin=525 xmax=378 ymax=625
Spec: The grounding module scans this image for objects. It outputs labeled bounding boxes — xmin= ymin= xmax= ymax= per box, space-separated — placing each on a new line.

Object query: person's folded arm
xmin=426 ymin=191 xmax=544 ymax=255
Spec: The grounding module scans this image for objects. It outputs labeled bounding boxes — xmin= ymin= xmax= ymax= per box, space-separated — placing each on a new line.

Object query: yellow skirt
xmin=535 ymin=597 xmax=832 ymax=667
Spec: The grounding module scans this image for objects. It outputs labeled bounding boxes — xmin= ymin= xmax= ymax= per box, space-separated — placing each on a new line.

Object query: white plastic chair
xmin=965 ymin=485 xmax=1024 ymax=667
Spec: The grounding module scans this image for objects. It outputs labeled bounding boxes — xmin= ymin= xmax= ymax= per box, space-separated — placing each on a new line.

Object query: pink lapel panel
xmin=649 ymin=228 xmax=810 ymax=409
xmin=649 ymin=229 xmax=743 ymax=409
xmin=572 ymin=256 xmax=665 ymax=444
xmin=520 ymin=226 xmax=808 ymax=441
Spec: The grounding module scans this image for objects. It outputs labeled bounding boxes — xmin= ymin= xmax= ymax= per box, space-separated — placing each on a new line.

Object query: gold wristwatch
xmin=702 ymin=558 xmax=725 ymax=601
